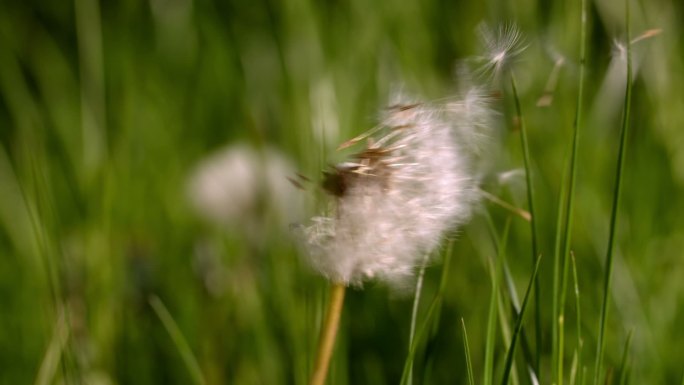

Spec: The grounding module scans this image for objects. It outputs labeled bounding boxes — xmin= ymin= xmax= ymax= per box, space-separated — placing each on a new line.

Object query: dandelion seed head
xmin=300 ymin=92 xmax=491 ymax=287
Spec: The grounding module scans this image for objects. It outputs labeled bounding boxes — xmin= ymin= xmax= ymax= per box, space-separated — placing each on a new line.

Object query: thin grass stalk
xmin=309 ymin=282 xmax=346 ymax=385
xmin=500 ymin=254 xmax=542 ymax=385
xmin=407 ymin=254 xmax=430 ymax=385
xmin=618 ymin=330 xmax=634 ymax=385
xmin=571 ymin=252 xmax=584 ymax=385
xmin=558 ymin=0 xmax=589 ymax=383
xmin=400 ymin=292 xmax=441 ymax=385
xmin=149 ymin=296 xmax=206 ymax=385
xmin=25 ymin=152 xmax=78 ymax=382
xmin=569 ymin=350 xmax=579 ymax=385
xmin=502 ymin=256 xmax=539 ymax=384
xmin=399 ymin=240 xmax=455 ymax=385
xmin=34 ymin=308 xmax=69 ymax=385
xmin=510 ymin=72 xmax=541 ymax=372
xmin=594 ymin=2 xmax=632 ymax=384
xmin=484 ymin=213 xmax=537 ymax=385
xmin=429 ymin=239 xmax=455 ymax=336
xmin=485 ymin=218 xmax=511 ymax=385
xmin=462 ymin=318 xmax=476 ymax=385
xmin=487 ymin=202 xmax=538 ymax=382
xmin=497 ymin=293 xmax=520 ymax=385
xmin=552 ymin=153 xmax=570 ymax=384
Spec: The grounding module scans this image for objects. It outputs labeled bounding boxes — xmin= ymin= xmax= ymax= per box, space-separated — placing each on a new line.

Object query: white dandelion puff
xmin=300 ymin=92 xmax=491 ymax=287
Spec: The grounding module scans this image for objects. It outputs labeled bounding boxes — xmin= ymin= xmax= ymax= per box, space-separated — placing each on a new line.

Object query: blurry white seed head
xmin=300 ymin=91 xmax=491 ymax=288
xmin=187 ymin=143 xmax=304 ymax=230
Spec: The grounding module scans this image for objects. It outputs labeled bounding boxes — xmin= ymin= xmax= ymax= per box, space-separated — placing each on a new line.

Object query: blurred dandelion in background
xmin=186 ymin=143 xmax=304 ymax=233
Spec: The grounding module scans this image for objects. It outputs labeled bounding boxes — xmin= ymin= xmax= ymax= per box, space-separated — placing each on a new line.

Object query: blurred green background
xmin=1 ymin=0 xmax=683 ymax=384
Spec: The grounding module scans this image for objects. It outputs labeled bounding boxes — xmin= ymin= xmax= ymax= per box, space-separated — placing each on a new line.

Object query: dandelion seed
xmin=476 ymin=23 xmax=527 ymax=81
xmin=300 ymin=92 xmax=491 ymax=287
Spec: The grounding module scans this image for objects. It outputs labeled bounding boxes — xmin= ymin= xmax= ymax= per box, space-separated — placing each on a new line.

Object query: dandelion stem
xmin=309 ymin=282 xmax=346 ymax=385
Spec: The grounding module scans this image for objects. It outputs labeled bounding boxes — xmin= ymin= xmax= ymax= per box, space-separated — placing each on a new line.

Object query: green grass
xmin=1 ymin=0 xmax=683 ymax=384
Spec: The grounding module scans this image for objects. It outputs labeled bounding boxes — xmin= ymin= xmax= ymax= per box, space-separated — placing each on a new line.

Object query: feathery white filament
xmin=302 ymin=93 xmax=491 ymax=287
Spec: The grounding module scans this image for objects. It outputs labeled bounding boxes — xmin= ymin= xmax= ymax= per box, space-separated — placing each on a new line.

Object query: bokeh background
xmin=1 ymin=0 xmax=683 ymax=384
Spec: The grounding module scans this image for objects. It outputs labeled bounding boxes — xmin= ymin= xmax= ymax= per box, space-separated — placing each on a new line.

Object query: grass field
xmin=1 ymin=0 xmax=684 ymax=384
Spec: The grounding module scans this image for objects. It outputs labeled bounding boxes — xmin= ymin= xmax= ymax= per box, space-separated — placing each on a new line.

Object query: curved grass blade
xmin=558 ymin=0 xmax=589 ymax=383
xmin=594 ymin=2 xmax=633 ymax=384
xmin=485 ymin=218 xmax=511 ymax=385
xmin=510 ymin=73 xmax=541 ymax=372
xmin=149 ymin=295 xmax=207 ymax=385
xmin=571 ymin=252 xmax=584 ymax=385
xmin=461 ymin=318 xmax=476 ymax=385
xmin=618 ymin=330 xmax=634 ymax=385
xmin=406 ymin=253 xmax=430 ymax=385
xmin=399 ymin=240 xmax=455 ymax=385
xmin=500 ymin=254 xmax=542 ymax=385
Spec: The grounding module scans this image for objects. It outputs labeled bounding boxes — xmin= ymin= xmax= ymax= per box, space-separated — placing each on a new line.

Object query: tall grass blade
xmin=461 ymin=318 xmax=476 ymax=385
xmin=558 ymin=0 xmax=589 ymax=383
xmin=554 ymin=0 xmax=587 ymax=385
xmin=552 ymin=152 xmax=570 ymax=384
xmin=594 ymin=2 xmax=633 ymax=384
xmin=485 ymin=218 xmax=511 ymax=385
xmin=500 ymin=254 xmax=542 ymax=385
xmin=571 ymin=252 xmax=584 ymax=385
xmin=618 ymin=330 xmax=634 ymax=385
xmin=34 ymin=308 xmax=69 ymax=385
xmin=510 ymin=73 xmax=541 ymax=372
xmin=407 ymin=253 xmax=429 ymax=385
xmin=399 ymin=293 xmax=441 ymax=385
xmin=399 ymin=239 xmax=456 ymax=385
xmin=569 ymin=350 xmax=579 ymax=385
xmin=149 ymin=295 xmax=207 ymax=385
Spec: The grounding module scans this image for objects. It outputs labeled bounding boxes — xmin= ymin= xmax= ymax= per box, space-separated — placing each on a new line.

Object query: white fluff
xmin=302 ymin=92 xmax=491 ymax=287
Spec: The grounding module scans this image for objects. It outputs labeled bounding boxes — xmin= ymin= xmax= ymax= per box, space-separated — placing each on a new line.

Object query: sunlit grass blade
xmin=618 ymin=330 xmax=634 ymax=385
xmin=510 ymin=72 xmax=541 ymax=372
xmin=569 ymin=350 xmax=579 ymax=385
xmin=500 ymin=254 xmax=542 ymax=385
xmin=149 ymin=295 xmax=206 ymax=385
xmin=594 ymin=2 xmax=633 ymax=384
xmin=461 ymin=318 xmax=476 ymax=385
xmin=34 ymin=308 xmax=69 ymax=385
